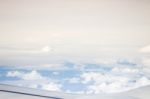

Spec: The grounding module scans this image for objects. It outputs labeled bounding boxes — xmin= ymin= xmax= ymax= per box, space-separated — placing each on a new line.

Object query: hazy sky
xmin=0 ymin=0 xmax=150 ymax=94
xmin=0 ymin=0 xmax=150 ymax=66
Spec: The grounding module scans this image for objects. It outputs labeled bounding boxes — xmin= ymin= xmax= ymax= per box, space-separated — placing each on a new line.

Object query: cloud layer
xmin=1 ymin=59 xmax=150 ymax=94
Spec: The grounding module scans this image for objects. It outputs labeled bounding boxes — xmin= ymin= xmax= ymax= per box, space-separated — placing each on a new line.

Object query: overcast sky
xmin=0 ymin=0 xmax=150 ymax=94
xmin=0 ymin=0 xmax=149 ymax=66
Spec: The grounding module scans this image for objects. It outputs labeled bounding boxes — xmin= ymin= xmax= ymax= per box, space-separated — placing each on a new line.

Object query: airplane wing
xmin=0 ymin=84 xmax=150 ymax=99
xmin=0 ymin=84 xmax=78 ymax=99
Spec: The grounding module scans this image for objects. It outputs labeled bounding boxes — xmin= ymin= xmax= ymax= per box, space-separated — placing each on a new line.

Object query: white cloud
xmin=66 ymin=90 xmax=84 ymax=94
xmin=81 ymin=72 xmax=104 ymax=84
xmin=80 ymin=71 xmax=150 ymax=94
xmin=22 ymin=70 xmax=45 ymax=80
xmin=41 ymin=46 xmax=52 ymax=52
xmin=41 ymin=82 xmax=62 ymax=92
xmin=134 ymin=77 xmax=150 ymax=87
xmin=112 ymin=67 xmax=139 ymax=74
xmin=6 ymin=70 xmax=45 ymax=80
xmin=52 ymin=72 xmax=59 ymax=75
xmin=87 ymin=82 xmax=120 ymax=94
xmin=6 ymin=71 xmax=23 ymax=77
xmin=81 ymin=72 xmax=129 ymax=84
xmin=86 ymin=77 xmax=130 ymax=94
xmin=2 ymin=79 xmax=62 ymax=92
xmin=6 ymin=70 xmax=62 ymax=92
xmin=4 ymin=58 xmax=150 ymax=94
xmin=68 ymin=77 xmax=80 ymax=84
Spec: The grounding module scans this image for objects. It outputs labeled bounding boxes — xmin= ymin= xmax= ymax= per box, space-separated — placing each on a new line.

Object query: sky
xmin=0 ymin=0 xmax=150 ymax=94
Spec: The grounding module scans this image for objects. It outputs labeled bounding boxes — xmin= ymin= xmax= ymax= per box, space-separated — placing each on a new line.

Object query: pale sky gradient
xmin=0 ymin=0 xmax=150 ymax=66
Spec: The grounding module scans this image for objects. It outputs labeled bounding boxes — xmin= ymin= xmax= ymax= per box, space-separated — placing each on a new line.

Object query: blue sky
xmin=0 ymin=0 xmax=150 ymax=94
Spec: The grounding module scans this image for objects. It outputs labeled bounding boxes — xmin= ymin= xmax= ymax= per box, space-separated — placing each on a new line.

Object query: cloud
xmin=6 ymin=71 xmax=22 ymax=77
xmin=140 ymin=45 xmax=150 ymax=53
xmin=81 ymin=72 xmax=104 ymax=84
xmin=68 ymin=77 xmax=80 ymax=84
xmin=134 ymin=77 xmax=150 ymax=87
xmin=52 ymin=72 xmax=59 ymax=75
xmin=6 ymin=70 xmax=62 ymax=92
xmin=0 ymin=0 xmax=150 ymax=94
xmin=66 ymin=90 xmax=85 ymax=94
xmin=81 ymin=72 xmax=127 ymax=93
xmin=117 ymin=59 xmax=137 ymax=66
xmin=41 ymin=46 xmax=53 ymax=52
xmin=6 ymin=70 xmax=45 ymax=80
xmin=111 ymin=67 xmax=139 ymax=74
xmin=3 ymin=58 xmax=150 ymax=94
xmin=80 ymin=70 xmax=150 ymax=94
xmin=42 ymin=82 xmax=62 ymax=92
